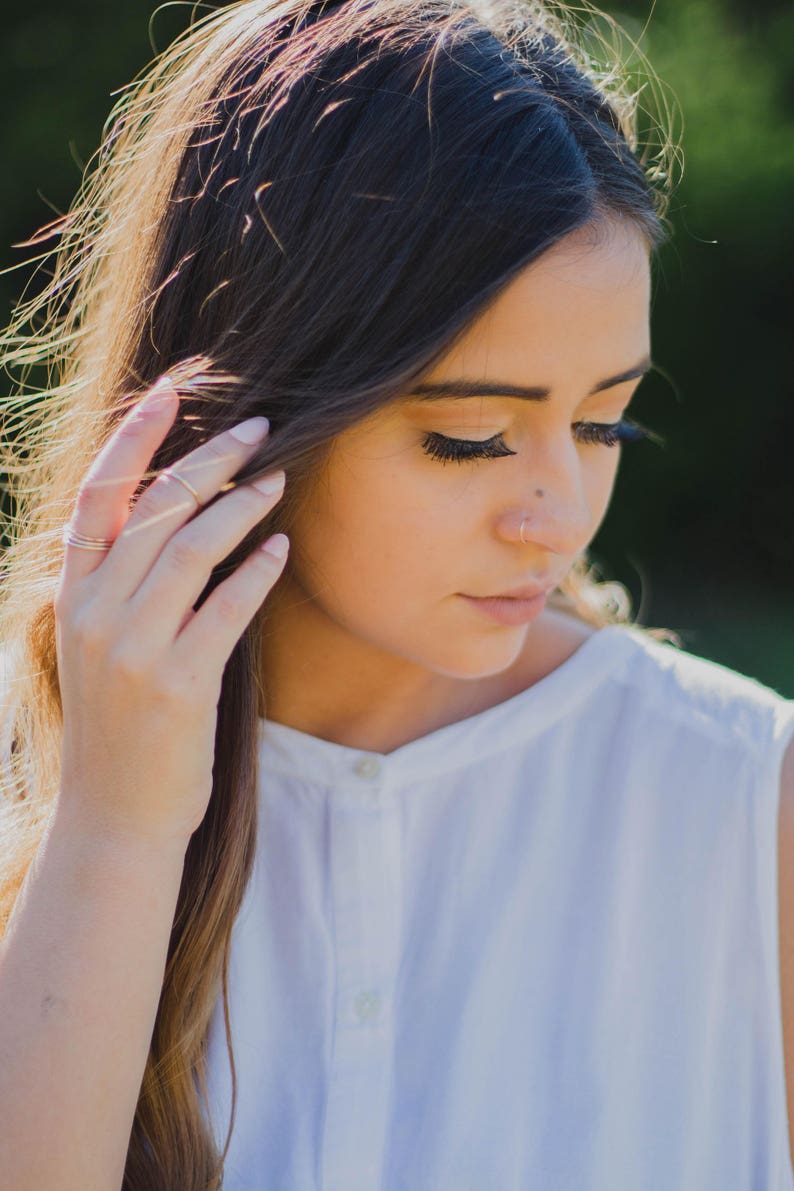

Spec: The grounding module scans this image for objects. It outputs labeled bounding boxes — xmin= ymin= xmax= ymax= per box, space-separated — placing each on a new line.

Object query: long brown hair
xmin=0 ymin=0 xmax=681 ymax=1184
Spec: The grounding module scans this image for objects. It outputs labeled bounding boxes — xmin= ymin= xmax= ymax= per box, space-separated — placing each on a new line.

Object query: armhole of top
xmin=763 ymin=696 xmax=794 ymax=1190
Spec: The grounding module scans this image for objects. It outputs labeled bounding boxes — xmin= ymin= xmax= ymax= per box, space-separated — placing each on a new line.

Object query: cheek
xmin=291 ymin=458 xmax=454 ymax=608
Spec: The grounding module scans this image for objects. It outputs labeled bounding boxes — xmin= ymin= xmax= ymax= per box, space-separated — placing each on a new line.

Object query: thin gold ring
xmin=62 ymin=528 xmax=115 ymax=551
xmin=162 ymin=467 xmax=201 ymax=507
xmin=63 ymin=468 xmax=202 ymax=551
xmin=519 ymin=519 xmax=528 ymax=544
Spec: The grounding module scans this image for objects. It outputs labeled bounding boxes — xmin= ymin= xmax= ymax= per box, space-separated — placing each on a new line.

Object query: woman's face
xmin=267 ymin=218 xmax=651 ymax=684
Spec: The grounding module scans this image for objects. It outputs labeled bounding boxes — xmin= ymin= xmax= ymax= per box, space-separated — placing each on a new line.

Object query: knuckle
xmin=75 ymin=474 xmax=111 ymax=514
xmin=166 ymin=534 xmax=206 ymax=573
xmin=213 ymin=591 xmax=244 ymax=626
xmin=126 ymin=483 xmax=162 ymax=524
xmin=203 ymin=435 xmax=238 ymax=468
xmin=106 ymin=642 xmax=150 ymax=683
xmin=71 ymin=608 xmax=113 ymax=653
xmin=143 ymin=474 xmax=190 ymax=514
xmin=115 ymin=412 xmax=151 ymax=442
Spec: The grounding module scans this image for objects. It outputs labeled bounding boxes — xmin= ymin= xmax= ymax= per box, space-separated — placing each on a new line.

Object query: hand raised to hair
xmin=53 ymin=373 xmax=289 ymax=848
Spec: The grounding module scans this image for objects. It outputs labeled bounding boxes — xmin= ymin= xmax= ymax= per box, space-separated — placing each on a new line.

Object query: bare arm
xmin=0 ymin=805 xmax=188 ymax=1191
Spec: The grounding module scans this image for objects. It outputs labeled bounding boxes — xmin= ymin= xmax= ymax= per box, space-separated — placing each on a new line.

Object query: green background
xmin=2 ymin=0 xmax=792 ymax=692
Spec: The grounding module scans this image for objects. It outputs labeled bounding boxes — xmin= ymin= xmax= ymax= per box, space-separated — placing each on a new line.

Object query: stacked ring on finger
xmin=63 ymin=466 xmax=203 ymax=551
xmin=61 ymin=528 xmax=116 ymax=551
xmin=161 ymin=467 xmax=202 ymax=508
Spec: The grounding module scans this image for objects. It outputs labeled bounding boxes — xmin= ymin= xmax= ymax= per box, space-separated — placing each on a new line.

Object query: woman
xmin=0 ymin=0 xmax=792 ymax=1187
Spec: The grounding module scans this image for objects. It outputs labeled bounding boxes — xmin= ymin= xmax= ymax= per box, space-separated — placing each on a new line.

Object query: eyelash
xmin=420 ymin=418 xmax=661 ymax=464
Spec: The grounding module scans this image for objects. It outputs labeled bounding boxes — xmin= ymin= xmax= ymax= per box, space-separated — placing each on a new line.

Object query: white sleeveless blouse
xmin=198 ymin=623 xmax=793 ymax=1188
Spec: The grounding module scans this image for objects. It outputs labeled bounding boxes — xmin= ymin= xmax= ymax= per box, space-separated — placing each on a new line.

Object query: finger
xmin=96 ymin=416 xmax=270 ymax=604
xmin=173 ymin=533 xmax=290 ymax=678
xmin=125 ymin=471 xmax=286 ymax=652
xmin=60 ymin=379 xmax=180 ymax=586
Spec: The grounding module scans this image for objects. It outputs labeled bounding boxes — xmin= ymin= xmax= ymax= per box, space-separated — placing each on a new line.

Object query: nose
xmin=505 ymin=439 xmax=595 ymax=556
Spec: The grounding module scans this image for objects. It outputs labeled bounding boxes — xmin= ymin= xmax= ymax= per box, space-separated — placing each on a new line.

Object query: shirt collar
xmin=257 ymin=622 xmax=642 ymax=791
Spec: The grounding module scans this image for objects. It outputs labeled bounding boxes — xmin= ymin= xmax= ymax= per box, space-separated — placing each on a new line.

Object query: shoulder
xmin=777 ymin=727 xmax=794 ymax=1174
xmin=537 ymin=608 xmax=789 ymax=756
xmin=620 ymin=630 xmax=794 ymax=1165
xmin=562 ymin=618 xmax=794 ymax=1163
xmin=605 ymin=624 xmax=792 ymax=757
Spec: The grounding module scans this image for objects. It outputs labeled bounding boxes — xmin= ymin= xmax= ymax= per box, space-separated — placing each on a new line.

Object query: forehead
xmin=337 ymin=219 xmax=652 ymax=444
xmin=437 ymin=219 xmax=651 ymax=380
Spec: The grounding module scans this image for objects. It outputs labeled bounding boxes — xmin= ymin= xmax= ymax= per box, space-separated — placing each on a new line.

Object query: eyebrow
xmin=408 ymin=358 xmax=653 ymax=403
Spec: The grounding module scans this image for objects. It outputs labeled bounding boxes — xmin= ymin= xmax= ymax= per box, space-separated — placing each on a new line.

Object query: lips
xmin=459 ymin=588 xmax=551 ymax=626
xmin=469 ymin=582 xmax=556 ymax=601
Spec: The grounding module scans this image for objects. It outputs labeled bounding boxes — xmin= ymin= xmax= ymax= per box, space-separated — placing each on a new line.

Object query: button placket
xmin=352 ymin=753 xmax=384 ymax=811
xmin=322 ymin=759 xmax=402 ymax=1190
xmin=353 ymin=989 xmax=382 ymax=1023
xmin=353 ymin=754 xmax=382 ymax=780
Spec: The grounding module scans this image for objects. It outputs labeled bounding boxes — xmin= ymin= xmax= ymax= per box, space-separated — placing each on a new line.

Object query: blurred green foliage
xmin=1 ymin=0 xmax=791 ymax=690
xmin=603 ymin=0 xmax=793 ymax=689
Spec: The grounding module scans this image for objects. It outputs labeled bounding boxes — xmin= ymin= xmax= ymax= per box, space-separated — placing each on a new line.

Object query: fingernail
xmin=260 ymin=533 xmax=289 ymax=559
xmin=229 ymin=416 xmax=270 ymax=444
xmin=252 ymin=471 xmax=285 ymax=497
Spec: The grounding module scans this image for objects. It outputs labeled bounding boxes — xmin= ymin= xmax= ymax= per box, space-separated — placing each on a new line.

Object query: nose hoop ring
xmin=519 ymin=489 xmax=544 ymax=544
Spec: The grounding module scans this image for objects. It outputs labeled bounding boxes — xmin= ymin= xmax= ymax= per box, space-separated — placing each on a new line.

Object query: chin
xmin=419 ymin=632 xmax=530 ymax=681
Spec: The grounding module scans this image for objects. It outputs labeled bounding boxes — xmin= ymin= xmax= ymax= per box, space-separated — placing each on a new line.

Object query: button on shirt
xmin=204 ymin=623 xmax=794 ymax=1190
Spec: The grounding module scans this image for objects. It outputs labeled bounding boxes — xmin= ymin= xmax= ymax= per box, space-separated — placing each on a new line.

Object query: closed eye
xmin=420 ymin=418 xmax=663 ymax=464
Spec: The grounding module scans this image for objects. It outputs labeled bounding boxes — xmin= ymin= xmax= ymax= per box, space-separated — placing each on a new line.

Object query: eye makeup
xmin=420 ymin=417 xmax=662 ymax=464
